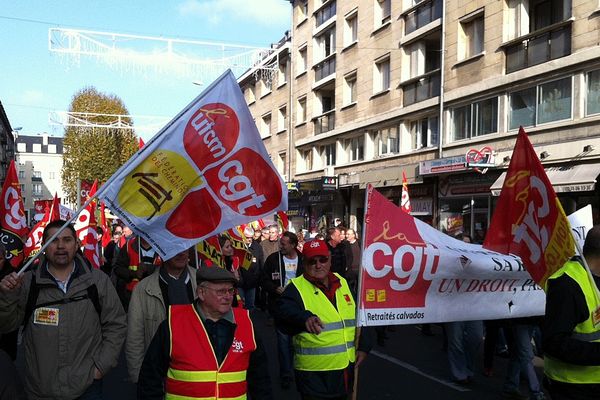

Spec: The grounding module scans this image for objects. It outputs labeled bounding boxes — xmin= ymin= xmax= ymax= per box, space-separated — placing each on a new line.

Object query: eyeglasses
xmin=202 ymin=286 xmax=236 ymax=297
xmin=307 ymin=256 xmax=330 ymax=266
xmin=114 ymin=232 xmax=123 ymax=236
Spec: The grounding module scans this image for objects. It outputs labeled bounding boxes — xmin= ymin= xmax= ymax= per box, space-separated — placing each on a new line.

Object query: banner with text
xmin=357 ymin=186 xmax=545 ymax=327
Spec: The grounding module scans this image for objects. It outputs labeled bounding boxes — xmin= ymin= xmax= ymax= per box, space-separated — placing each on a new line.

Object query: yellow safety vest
xmin=544 ymin=260 xmax=600 ymax=383
xmin=290 ymin=274 xmax=356 ymax=371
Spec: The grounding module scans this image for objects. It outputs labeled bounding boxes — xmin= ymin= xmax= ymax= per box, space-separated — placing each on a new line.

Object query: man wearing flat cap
xmin=138 ymin=266 xmax=273 ymax=399
xmin=274 ymin=239 xmax=373 ymax=400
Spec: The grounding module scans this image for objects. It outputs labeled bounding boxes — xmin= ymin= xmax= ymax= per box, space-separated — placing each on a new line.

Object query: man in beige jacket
xmin=126 ymin=248 xmax=197 ymax=383
xmin=0 ymin=220 xmax=126 ymax=400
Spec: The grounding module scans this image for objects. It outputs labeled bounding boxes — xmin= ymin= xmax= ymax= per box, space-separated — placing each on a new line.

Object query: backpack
xmin=23 ymin=274 xmax=102 ymax=330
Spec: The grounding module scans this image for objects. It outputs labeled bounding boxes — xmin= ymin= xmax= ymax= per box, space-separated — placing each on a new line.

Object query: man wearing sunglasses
xmin=138 ymin=266 xmax=273 ymax=399
xmin=274 ymin=239 xmax=372 ymax=400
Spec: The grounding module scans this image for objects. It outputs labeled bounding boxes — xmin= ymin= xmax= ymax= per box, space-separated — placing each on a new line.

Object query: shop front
xmin=290 ymin=177 xmax=346 ymax=234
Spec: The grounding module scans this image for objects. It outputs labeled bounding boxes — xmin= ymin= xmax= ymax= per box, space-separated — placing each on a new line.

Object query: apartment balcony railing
xmin=403 ymin=0 xmax=442 ymax=35
xmin=314 ymin=55 xmax=336 ymax=82
xmin=401 ymin=69 xmax=441 ymax=106
xmin=504 ymin=21 xmax=572 ymax=74
xmin=313 ymin=110 xmax=335 ymax=135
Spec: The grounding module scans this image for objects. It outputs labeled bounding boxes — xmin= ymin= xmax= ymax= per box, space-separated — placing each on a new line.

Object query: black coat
xmin=260 ymin=251 xmax=304 ymax=314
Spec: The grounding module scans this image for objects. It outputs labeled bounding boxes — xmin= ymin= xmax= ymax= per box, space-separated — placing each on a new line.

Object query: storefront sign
xmin=287 ymin=182 xmax=298 ymax=191
xmin=410 ymin=198 xmax=432 ymax=215
xmin=419 ymin=156 xmax=468 ymax=175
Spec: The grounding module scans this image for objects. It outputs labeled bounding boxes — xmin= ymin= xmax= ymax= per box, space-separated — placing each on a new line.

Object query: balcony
xmin=504 ymin=21 xmax=572 ymax=74
xmin=401 ymin=69 xmax=441 ymax=106
xmin=313 ymin=110 xmax=335 ymax=135
xmin=314 ymin=55 xmax=336 ymax=82
xmin=403 ymin=0 xmax=442 ymax=35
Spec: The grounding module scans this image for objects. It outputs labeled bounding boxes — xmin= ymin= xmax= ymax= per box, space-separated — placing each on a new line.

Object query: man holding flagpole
xmin=542 ymin=226 xmax=600 ymax=399
xmin=0 ymin=220 xmax=126 ymax=399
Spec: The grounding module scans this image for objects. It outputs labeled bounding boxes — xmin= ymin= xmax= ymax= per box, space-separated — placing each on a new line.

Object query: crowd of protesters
xmin=1 ymin=218 xmax=600 ymax=399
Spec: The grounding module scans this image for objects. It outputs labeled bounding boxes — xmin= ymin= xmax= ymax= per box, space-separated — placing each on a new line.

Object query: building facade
xmin=241 ymin=0 xmax=600 ymax=240
xmin=15 ymin=133 xmax=65 ymax=222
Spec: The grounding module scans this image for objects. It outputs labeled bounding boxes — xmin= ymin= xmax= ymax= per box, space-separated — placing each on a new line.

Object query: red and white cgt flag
xmin=74 ymin=180 xmax=101 ymax=268
xmin=24 ymin=193 xmax=61 ymax=259
xmin=400 ymin=171 xmax=411 ymax=214
xmin=0 ymin=160 xmax=28 ymax=267
xmin=97 ymin=70 xmax=287 ymax=260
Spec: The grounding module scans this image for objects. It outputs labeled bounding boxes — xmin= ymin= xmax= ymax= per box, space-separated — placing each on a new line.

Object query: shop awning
xmin=490 ymin=163 xmax=600 ymax=196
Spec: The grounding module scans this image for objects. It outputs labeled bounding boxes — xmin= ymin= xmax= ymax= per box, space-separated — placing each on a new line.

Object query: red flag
xmin=24 ymin=209 xmax=49 ymax=259
xmin=100 ymin=201 xmax=112 ymax=247
xmin=276 ymin=211 xmax=289 ymax=232
xmin=139 ymin=137 xmax=145 ymax=149
xmin=483 ymin=127 xmax=574 ymax=286
xmin=223 ymin=230 xmax=253 ymax=270
xmin=251 ymin=219 xmax=266 ymax=231
xmin=401 ymin=171 xmax=412 ymax=214
xmin=0 ymin=160 xmax=28 ymax=267
xmin=74 ymin=180 xmax=101 ymax=268
xmin=49 ymin=193 xmax=60 ymax=222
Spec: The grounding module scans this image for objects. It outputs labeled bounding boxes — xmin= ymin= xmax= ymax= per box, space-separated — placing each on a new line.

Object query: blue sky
xmin=0 ymin=0 xmax=291 ymax=140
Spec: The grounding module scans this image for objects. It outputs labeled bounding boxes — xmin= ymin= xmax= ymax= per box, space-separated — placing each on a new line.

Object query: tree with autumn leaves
xmin=62 ymin=87 xmax=138 ymax=205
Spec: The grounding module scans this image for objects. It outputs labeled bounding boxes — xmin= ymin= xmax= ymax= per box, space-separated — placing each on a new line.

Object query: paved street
xmin=17 ymin=311 xmax=546 ymax=399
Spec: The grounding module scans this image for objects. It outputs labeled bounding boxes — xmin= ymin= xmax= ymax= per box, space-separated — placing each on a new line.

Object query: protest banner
xmin=567 ymin=204 xmax=593 ymax=255
xmin=97 ymin=70 xmax=287 ymax=260
xmin=0 ymin=160 xmax=28 ymax=267
xmin=357 ymin=185 xmax=545 ymax=327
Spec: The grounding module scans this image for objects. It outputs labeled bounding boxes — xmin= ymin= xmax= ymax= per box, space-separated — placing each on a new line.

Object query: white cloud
xmin=178 ymin=0 xmax=290 ymax=28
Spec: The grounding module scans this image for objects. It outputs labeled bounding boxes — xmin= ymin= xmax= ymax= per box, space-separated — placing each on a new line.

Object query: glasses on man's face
xmin=114 ymin=231 xmax=122 ymax=236
xmin=308 ymin=256 xmax=330 ymax=267
xmin=202 ymin=286 xmax=236 ymax=297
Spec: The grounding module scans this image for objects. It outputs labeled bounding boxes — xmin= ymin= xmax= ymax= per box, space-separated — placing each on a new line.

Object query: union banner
xmin=357 ymin=186 xmax=545 ymax=327
xmin=98 ymin=70 xmax=287 ymax=260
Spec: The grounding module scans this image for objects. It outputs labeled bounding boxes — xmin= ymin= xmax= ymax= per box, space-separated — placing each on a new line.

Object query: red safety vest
xmin=166 ymin=305 xmax=256 ymax=400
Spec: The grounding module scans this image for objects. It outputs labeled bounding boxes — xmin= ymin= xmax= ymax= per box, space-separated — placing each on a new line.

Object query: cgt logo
xmin=363 ymin=242 xmax=440 ymax=308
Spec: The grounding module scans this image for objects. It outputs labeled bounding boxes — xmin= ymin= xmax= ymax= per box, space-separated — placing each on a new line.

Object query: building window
xmin=302 ymin=148 xmax=313 ymax=171
xmin=17 ymin=143 xmax=26 ymax=152
xmin=343 ymin=71 xmax=357 ymax=106
xmin=315 ymin=0 xmax=336 ymax=28
xmin=374 ymin=126 xmax=399 ymax=156
xmin=408 ymin=116 xmax=439 ymax=149
xmin=374 ymin=56 xmax=390 ymax=93
xmin=344 ymin=10 xmax=358 ymax=47
xmin=32 ymin=144 xmax=41 ymax=153
xmin=278 ymin=105 xmax=287 ymax=132
xmin=586 ymin=69 xmax=600 ymax=116
xmin=33 ymin=171 xmax=42 ymax=178
xmin=509 ymin=77 xmax=572 ymax=130
xmin=47 ymin=144 xmax=57 ymax=154
xmin=321 ymin=143 xmax=337 ymax=166
xmin=451 ymin=98 xmax=498 ymax=141
xmin=261 ymin=113 xmax=272 ymax=138
xmin=297 ymin=97 xmax=307 ymax=124
xmin=278 ymin=152 xmax=287 ymax=178
xmin=404 ymin=0 xmax=442 ymax=35
xmin=278 ymin=60 xmax=288 ymax=87
xmin=299 ymin=0 xmax=308 ymax=21
xmin=345 ymin=136 xmax=364 ymax=162
xmin=262 ymin=78 xmax=272 ymax=96
xmin=32 ymin=183 xmax=42 ymax=195
xmin=18 ymin=170 xmax=24 ymax=179
xmin=20 ymin=184 xmax=24 ymax=193
xmin=374 ymin=0 xmax=391 ymax=28
xmin=505 ymin=0 xmax=571 ymax=40
xmin=245 ymin=85 xmax=256 ymax=104
xmin=298 ymin=45 xmax=308 ymax=75
xmin=315 ymin=27 xmax=336 ymax=62
xmin=458 ymin=13 xmax=484 ymax=61
xmin=49 ymin=172 xmax=56 ymax=180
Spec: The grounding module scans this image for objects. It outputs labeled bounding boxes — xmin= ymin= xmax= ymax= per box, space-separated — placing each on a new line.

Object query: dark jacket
xmin=240 ymin=241 xmax=263 ymax=290
xmin=138 ymin=302 xmax=273 ymax=400
xmin=327 ymin=242 xmax=350 ymax=278
xmin=260 ymin=251 xmax=304 ymax=314
xmin=274 ymin=275 xmax=373 ymax=398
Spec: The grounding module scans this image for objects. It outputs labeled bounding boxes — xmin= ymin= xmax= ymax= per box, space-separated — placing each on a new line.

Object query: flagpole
xmin=17 ymin=195 xmax=97 ymax=276
xmin=352 ymin=184 xmax=372 ymax=400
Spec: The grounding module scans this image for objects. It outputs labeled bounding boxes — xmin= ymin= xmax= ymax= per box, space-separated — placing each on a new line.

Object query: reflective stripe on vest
xmin=291 ymin=274 xmax=356 ymax=371
xmin=544 ymin=261 xmax=600 ymax=384
xmin=166 ymin=305 xmax=256 ymax=399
